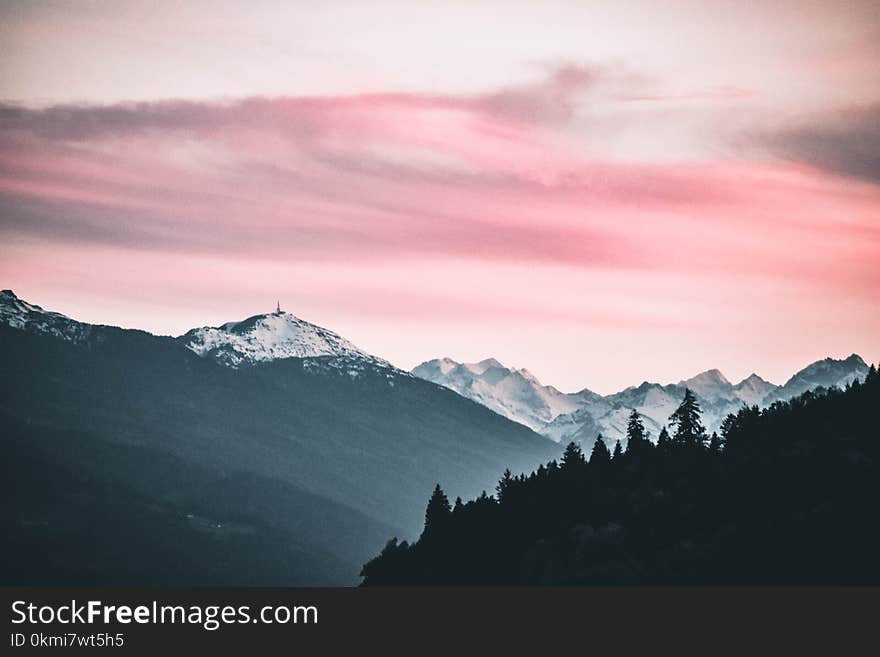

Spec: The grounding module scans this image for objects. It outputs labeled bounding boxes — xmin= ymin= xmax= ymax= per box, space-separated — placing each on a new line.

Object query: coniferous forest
xmin=361 ymin=364 xmax=880 ymax=585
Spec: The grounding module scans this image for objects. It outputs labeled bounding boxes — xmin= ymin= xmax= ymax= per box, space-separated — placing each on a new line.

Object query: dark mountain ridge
xmin=1 ymin=291 xmax=556 ymax=585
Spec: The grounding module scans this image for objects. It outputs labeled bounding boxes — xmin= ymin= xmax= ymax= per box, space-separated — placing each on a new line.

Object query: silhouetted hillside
xmin=362 ymin=364 xmax=880 ymax=585
xmin=1 ymin=417 xmax=359 ymax=585
xmin=0 ymin=315 xmax=555 ymax=585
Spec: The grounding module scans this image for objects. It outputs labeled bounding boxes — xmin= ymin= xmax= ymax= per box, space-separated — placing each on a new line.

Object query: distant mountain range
xmin=411 ymin=358 xmax=600 ymax=433
xmin=0 ymin=290 xmax=555 ymax=585
xmin=413 ymin=354 xmax=870 ymax=447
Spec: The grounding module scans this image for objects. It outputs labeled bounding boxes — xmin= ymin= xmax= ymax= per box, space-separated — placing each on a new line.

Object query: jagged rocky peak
xmin=678 ymin=368 xmax=733 ymax=399
xmin=770 ymin=354 xmax=869 ymax=400
xmin=411 ymin=356 xmax=596 ymax=433
xmin=0 ymin=289 xmax=90 ymax=342
xmin=179 ymin=308 xmax=386 ymax=369
xmin=680 ymin=368 xmax=730 ymax=386
xmin=1 ymin=288 xmax=41 ymax=321
xmin=417 ymin=357 xmax=460 ymax=376
xmin=413 ymin=357 xmax=507 ymax=379
xmin=738 ymin=373 xmax=770 ymax=385
xmin=732 ymin=373 xmax=778 ymax=406
xmin=463 ymin=358 xmax=506 ymax=375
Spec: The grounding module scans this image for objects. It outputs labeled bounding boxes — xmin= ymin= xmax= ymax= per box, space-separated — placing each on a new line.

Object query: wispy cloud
xmin=1 ymin=66 xmax=878 ymax=274
xmin=1 ymin=63 xmax=878 ymax=391
xmin=761 ymin=104 xmax=880 ymax=185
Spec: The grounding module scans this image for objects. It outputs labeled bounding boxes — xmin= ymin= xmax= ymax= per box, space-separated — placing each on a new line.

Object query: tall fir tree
xmin=560 ymin=441 xmax=586 ymax=470
xmin=453 ymin=496 xmax=464 ymax=514
xmin=423 ymin=483 xmax=451 ymax=537
xmin=590 ymin=434 xmax=611 ymax=465
xmin=657 ymin=425 xmax=671 ymax=450
xmin=669 ymin=388 xmax=707 ymax=447
xmin=612 ymin=440 xmax=623 ymax=460
xmin=626 ymin=409 xmax=649 ymax=454
xmin=496 ymin=468 xmax=514 ymax=501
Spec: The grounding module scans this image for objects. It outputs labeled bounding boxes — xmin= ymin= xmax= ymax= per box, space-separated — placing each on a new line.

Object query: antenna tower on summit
xmin=276 ymin=300 xmax=281 ymax=314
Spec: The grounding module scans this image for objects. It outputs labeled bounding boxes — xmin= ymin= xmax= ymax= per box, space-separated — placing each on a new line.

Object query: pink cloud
xmin=1 ymin=67 xmax=878 ymax=391
xmin=616 ymin=86 xmax=759 ymax=103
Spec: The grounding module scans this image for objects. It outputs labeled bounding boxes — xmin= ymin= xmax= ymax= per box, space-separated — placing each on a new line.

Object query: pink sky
xmin=1 ymin=1 xmax=879 ymax=393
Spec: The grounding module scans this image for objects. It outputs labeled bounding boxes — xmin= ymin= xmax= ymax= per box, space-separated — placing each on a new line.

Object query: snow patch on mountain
xmin=412 ymin=357 xmax=600 ymax=432
xmin=678 ymin=369 xmax=733 ymax=400
xmin=732 ymin=373 xmax=777 ymax=406
xmin=764 ymin=355 xmax=868 ymax=403
xmin=180 ymin=310 xmax=389 ymax=369
xmin=414 ymin=354 xmax=871 ymax=447
xmin=0 ymin=289 xmax=91 ymax=342
xmin=462 ymin=358 xmax=505 ymax=375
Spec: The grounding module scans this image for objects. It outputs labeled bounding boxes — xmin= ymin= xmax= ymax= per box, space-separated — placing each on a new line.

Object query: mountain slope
xmin=1 ymin=291 xmax=557 ymax=585
xmin=764 ymin=354 xmax=868 ymax=403
xmin=412 ymin=357 xmax=600 ymax=432
xmin=0 ymin=288 xmax=92 ymax=342
xmin=2 ymin=416 xmax=364 ymax=585
xmin=732 ymin=373 xmax=777 ymax=406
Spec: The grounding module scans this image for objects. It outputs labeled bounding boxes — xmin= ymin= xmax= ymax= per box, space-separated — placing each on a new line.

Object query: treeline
xmin=361 ymin=365 xmax=880 ymax=585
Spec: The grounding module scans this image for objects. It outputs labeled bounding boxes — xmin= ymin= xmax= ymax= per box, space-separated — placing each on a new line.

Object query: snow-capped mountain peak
xmin=430 ymin=357 xmax=459 ymax=375
xmin=180 ymin=310 xmax=386 ymax=369
xmin=414 ymin=353 xmax=871 ymax=447
xmin=411 ymin=357 xmax=596 ymax=432
xmin=732 ymin=373 xmax=777 ymax=406
xmin=682 ymin=368 xmax=730 ymax=386
xmin=764 ymin=354 xmax=869 ymax=403
xmin=678 ymin=368 xmax=733 ymax=400
xmin=0 ymin=289 xmax=90 ymax=342
xmin=463 ymin=358 xmax=505 ymax=375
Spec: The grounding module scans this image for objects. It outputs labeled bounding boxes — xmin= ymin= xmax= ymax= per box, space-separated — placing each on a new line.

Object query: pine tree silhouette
xmin=560 ymin=442 xmax=585 ymax=470
xmin=657 ymin=425 xmax=671 ymax=450
xmin=362 ymin=375 xmax=880 ymax=586
xmin=423 ymin=483 xmax=451 ymax=538
xmin=589 ymin=434 xmax=611 ymax=465
xmin=613 ymin=440 xmax=623 ymax=460
xmin=669 ymin=388 xmax=707 ymax=447
xmin=626 ymin=409 xmax=650 ymax=454
xmin=496 ymin=469 xmax=514 ymax=501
